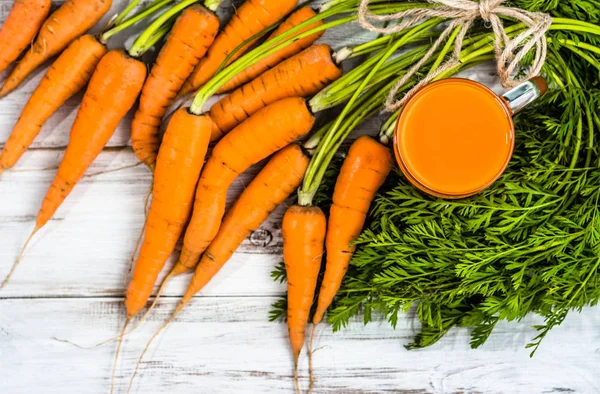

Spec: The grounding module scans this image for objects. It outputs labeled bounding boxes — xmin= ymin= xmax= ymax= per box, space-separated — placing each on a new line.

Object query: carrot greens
xmin=272 ymin=0 xmax=600 ymax=356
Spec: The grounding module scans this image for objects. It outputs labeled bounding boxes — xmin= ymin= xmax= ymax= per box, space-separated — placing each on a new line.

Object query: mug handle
xmin=501 ymin=76 xmax=548 ymax=115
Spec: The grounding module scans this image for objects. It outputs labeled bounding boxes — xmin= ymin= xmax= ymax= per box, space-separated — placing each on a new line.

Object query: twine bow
xmin=358 ymin=0 xmax=553 ymax=112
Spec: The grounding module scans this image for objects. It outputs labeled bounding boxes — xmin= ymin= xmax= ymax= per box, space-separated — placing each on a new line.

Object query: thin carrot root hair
xmin=54 ymin=268 xmax=177 ymax=349
xmin=143 ymin=183 xmax=153 ymax=215
xmin=294 ymin=355 xmax=301 ymax=394
xmin=84 ymin=162 xmax=143 ymax=178
xmin=125 ymin=183 xmax=153 ymax=287
xmin=307 ymin=324 xmax=317 ymax=394
xmin=9 ymin=165 xmax=59 ymax=173
xmin=0 ymin=225 xmax=41 ymax=291
xmin=111 ymin=317 xmax=132 ymax=394
xmin=128 ymin=306 xmax=183 ymax=393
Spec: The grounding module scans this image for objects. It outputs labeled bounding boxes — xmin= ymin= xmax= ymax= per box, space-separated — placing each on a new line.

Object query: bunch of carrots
xmin=0 ymin=0 xmax=456 ymax=392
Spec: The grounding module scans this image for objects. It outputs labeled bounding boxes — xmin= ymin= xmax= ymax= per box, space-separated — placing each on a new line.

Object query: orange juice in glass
xmin=394 ymin=77 xmax=547 ymax=199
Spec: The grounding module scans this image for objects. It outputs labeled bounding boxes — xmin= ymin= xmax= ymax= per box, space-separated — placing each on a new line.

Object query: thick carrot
xmin=283 ymin=204 xmax=326 ymax=392
xmin=0 ymin=0 xmax=112 ymax=97
xmin=0 ymin=49 xmax=145 ymax=290
xmin=0 ymin=35 xmax=107 ymax=174
xmin=126 ymin=108 xmax=213 ymax=318
xmin=124 ymin=144 xmax=310 ymax=388
xmin=0 ymin=0 xmax=51 ymax=76
xmin=178 ymin=0 xmax=298 ymax=98
xmin=313 ymin=136 xmax=393 ymax=325
xmin=174 ymin=97 xmax=315 ymax=275
xmin=131 ymin=4 xmax=219 ymax=170
xmin=216 ymin=6 xmax=324 ymax=94
xmin=208 ymin=44 xmax=342 ymax=141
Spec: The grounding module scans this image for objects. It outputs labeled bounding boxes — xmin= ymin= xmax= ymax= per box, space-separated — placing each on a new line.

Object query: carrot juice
xmin=394 ymin=78 xmax=515 ymax=199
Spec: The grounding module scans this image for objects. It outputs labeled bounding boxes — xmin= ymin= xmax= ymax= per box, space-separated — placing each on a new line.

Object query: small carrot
xmin=0 ymin=0 xmax=51 ymax=76
xmin=0 ymin=0 xmax=112 ymax=97
xmin=131 ymin=4 xmax=220 ymax=170
xmin=314 ymin=136 xmax=393 ymax=324
xmin=0 ymin=35 xmax=107 ymax=174
xmin=127 ymin=144 xmax=310 ymax=389
xmin=209 ymin=44 xmax=342 ymax=141
xmin=0 ymin=49 xmax=146 ymax=290
xmin=174 ymin=97 xmax=315 ymax=275
xmin=216 ymin=6 xmax=324 ymax=94
xmin=283 ymin=204 xmax=326 ymax=393
xmin=178 ymin=0 xmax=298 ymax=98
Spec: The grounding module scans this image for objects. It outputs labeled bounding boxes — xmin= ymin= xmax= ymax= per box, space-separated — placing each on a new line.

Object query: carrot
xmin=125 ymin=108 xmax=212 ymax=319
xmin=131 ymin=4 xmax=220 ymax=170
xmin=0 ymin=35 xmax=107 ymax=174
xmin=173 ymin=97 xmax=315 ymax=276
xmin=126 ymin=144 xmax=310 ymax=388
xmin=208 ymin=44 xmax=342 ymax=141
xmin=283 ymin=204 xmax=326 ymax=394
xmin=178 ymin=0 xmax=298 ymax=98
xmin=216 ymin=6 xmax=324 ymax=94
xmin=0 ymin=49 xmax=146 ymax=290
xmin=0 ymin=0 xmax=112 ymax=97
xmin=313 ymin=136 xmax=393 ymax=325
xmin=0 ymin=0 xmax=51 ymax=76
xmin=106 ymin=108 xmax=214 ymax=392
xmin=150 ymin=143 xmax=310 ymax=309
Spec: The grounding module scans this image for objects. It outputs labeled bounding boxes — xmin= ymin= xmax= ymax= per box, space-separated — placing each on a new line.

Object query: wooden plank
xmin=1 ymin=297 xmax=599 ymax=394
xmin=0 ymin=149 xmax=290 ymax=298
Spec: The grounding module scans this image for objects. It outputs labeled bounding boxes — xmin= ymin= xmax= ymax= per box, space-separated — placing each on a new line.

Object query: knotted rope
xmin=358 ymin=0 xmax=552 ymax=112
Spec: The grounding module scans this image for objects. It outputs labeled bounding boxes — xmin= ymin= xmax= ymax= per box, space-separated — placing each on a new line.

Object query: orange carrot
xmin=0 ymin=49 xmax=146 ymax=290
xmin=208 ymin=44 xmax=342 ymax=141
xmin=0 ymin=0 xmax=51 ymax=76
xmin=0 ymin=35 xmax=107 ymax=174
xmin=131 ymin=4 xmax=219 ymax=170
xmin=141 ymin=143 xmax=309 ymax=314
xmin=125 ymin=108 xmax=213 ymax=318
xmin=313 ymin=136 xmax=393 ymax=324
xmin=177 ymin=143 xmax=310 ymax=304
xmin=124 ymin=144 xmax=310 ymax=388
xmin=178 ymin=0 xmax=298 ymax=98
xmin=216 ymin=6 xmax=324 ymax=94
xmin=173 ymin=97 xmax=315 ymax=276
xmin=283 ymin=204 xmax=326 ymax=392
xmin=0 ymin=0 xmax=112 ymax=97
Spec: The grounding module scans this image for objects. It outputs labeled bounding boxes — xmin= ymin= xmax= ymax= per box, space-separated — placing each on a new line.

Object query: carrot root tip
xmin=307 ymin=325 xmax=318 ymax=394
xmin=0 ymin=226 xmax=41 ymax=291
xmin=111 ymin=318 xmax=132 ymax=394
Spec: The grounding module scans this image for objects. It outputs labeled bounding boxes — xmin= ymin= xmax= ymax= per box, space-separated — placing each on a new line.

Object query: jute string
xmin=358 ymin=0 xmax=552 ymax=112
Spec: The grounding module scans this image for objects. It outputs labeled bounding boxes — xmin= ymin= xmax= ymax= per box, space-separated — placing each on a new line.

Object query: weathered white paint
xmin=1 ymin=0 xmax=598 ymax=393
xmin=1 ymin=298 xmax=599 ymax=394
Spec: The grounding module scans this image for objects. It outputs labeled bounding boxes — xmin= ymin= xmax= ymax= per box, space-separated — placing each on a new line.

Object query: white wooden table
xmin=1 ymin=1 xmax=600 ymax=393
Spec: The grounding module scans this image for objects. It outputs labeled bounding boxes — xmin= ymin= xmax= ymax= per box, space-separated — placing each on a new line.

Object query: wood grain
xmin=1 ymin=298 xmax=599 ymax=394
xmin=1 ymin=0 xmax=597 ymax=393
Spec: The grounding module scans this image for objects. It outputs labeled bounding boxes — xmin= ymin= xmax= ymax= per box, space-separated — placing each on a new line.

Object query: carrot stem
xmin=190 ymin=2 xmax=431 ymax=114
xmin=204 ymin=0 xmax=223 ymax=12
xmin=300 ymin=18 xmax=442 ymax=205
xmin=101 ymin=0 xmax=173 ymax=43
xmin=129 ymin=0 xmax=201 ymax=56
xmin=112 ymin=0 xmax=143 ymax=28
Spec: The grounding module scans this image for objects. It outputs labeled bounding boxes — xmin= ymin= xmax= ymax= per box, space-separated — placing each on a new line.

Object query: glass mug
xmin=394 ymin=77 xmax=548 ymax=199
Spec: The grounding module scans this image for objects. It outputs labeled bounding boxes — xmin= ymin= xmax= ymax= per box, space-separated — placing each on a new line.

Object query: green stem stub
xmin=101 ymin=0 xmax=175 ymax=44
